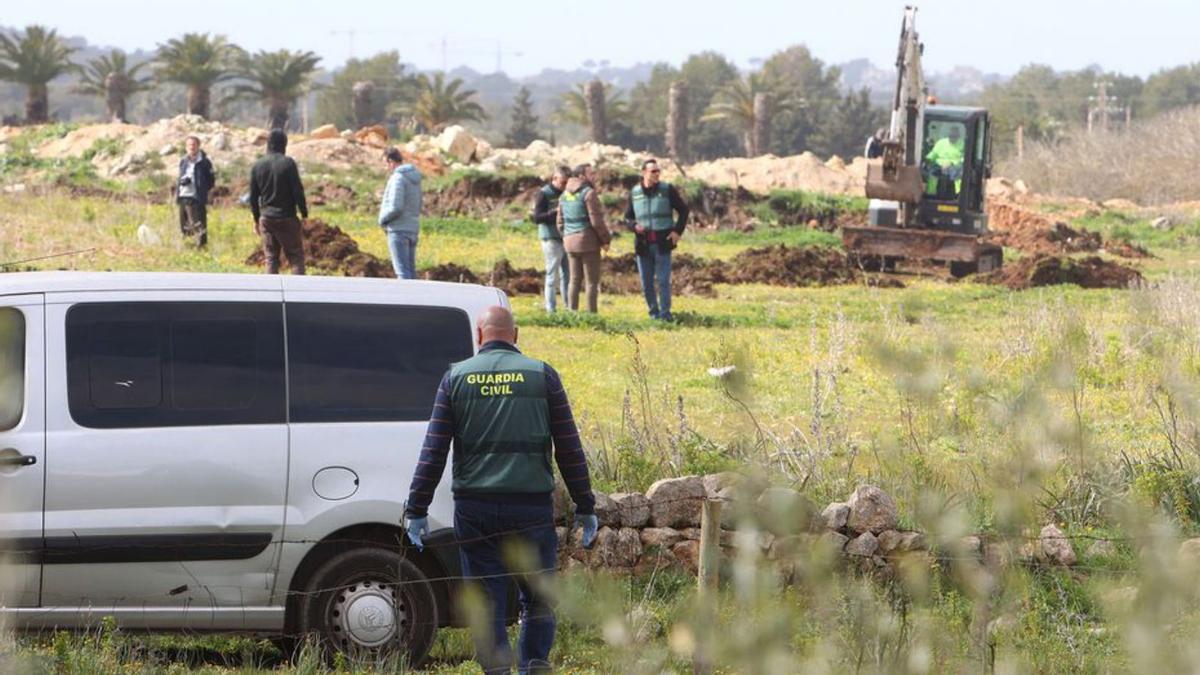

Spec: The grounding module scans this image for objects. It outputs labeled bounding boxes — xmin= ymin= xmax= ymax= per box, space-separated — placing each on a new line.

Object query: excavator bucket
xmin=865 ymin=163 xmax=924 ymax=203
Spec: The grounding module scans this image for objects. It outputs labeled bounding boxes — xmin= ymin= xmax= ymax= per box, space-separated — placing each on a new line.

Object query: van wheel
xmin=298 ymin=547 xmax=438 ymax=667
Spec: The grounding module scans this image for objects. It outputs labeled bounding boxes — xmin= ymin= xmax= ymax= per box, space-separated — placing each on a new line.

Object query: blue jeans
xmin=636 ymin=246 xmax=673 ymax=320
xmin=540 ymin=239 xmax=569 ymax=312
xmin=386 ymin=230 xmax=419 ymax=279
xmin=454 ymin=498 xmax=558 ymax=675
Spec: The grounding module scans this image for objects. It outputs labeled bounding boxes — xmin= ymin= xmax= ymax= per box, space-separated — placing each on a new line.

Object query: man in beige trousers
xmin=556 ymin=164 xmax=611 ymax=312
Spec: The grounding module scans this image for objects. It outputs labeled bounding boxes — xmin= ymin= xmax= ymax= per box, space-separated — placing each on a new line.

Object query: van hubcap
xmin=331 ymin=579 xmax=406 ymax=649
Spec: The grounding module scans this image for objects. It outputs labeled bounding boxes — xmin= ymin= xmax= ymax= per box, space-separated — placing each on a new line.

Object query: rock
xmin=983 ymin=542 xmax=1012 ymax=570
xmin=1178 ymin=538 xmax=1200 ymax=562
xmin=135 ymin=224 xmax=161 ymax=246
xmin=672 ymin=540 xmax=700 ymax=574
xmin=1087 ymin=539 xmax=1117 ymax=558
xmin=573 ymin=526 xmax=616 ymax=567
xmin=610 ymin=492 xmax=651 ymax=528
xmin=553 ymin=485 xmax=570 ymax=522
xmin=593 ymin=492 xmax=620 ymax=527
xmin=1013 ymin=179 xmax=1029 ymax=194
xmin=211 ymin=132 xmax=229 ymax=150
xmin=876 ymin=530 xmax=902 ymax=555
xmin=820 ymin=531 xmax=850 ymax=553
xmin=354 ymin=125 xmax=389 ymax=148
xmin=679 ymin=528 xmax=701 ymax=541
xmin=640 ymin=527 xmax=683 ymax=551
xmin=158 ymin=143 xmax=175 ymax=156
xmin=756 ymin=487 xmax=817 ymax=535
xmin=1038 ymin=525 xmax=1076 ymax=567
xmin=2 ymin=182 xmax=27 ymax=194
xmin=958 ymin=535 xmax=983 ymax=557
xmin=897 ymin=531 xmax=925 ymax=552
xmin=1151 ymin=216 xmax=1173 ymax=230
xmin=555 ymin=526 xmax=568 ymax=549
xmin=474 ymin=139 xmax=493 ymax=160
xmin=846 ymin=485 xmax=899 ymax=534
xmin=646 ymin=476 xmax=706 ymax=528
xmin=437 ymin=125 xmax=479 ymax=163
xmin=613 ymin=527 xmax=643 ymax=568
xmin=309 ymin=123 xmax=339 ymax=140
xmin=702 ymin=472 xmax=742 ymax=498
xmin=340 ymin=129 xmax=354 ymax=139
xmin=845 ymin=532 xmax=879 ymax=557
xmin=820 ymin=502 xmax=850 ymax=531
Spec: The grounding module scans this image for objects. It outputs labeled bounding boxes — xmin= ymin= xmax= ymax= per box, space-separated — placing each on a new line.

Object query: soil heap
xmin=981 ymin=255 xmax=1143 ymax=290
xmin=244 ymin=219 xmax=393 ymax=278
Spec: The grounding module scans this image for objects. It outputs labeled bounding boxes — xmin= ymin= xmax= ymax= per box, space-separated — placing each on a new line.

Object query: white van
xmin=0 ymin=272 xmax=509 ymax=663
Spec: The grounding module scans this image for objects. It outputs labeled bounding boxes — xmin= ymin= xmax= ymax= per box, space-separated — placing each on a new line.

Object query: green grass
xmin=8 ymin=188 xmax=1200 ymax=672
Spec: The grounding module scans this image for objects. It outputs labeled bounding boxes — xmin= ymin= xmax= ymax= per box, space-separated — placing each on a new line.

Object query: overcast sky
xmin=6 ymin=0 xmax=1196 ymax=77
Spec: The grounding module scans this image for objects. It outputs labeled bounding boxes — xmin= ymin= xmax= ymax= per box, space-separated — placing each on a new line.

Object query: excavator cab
xmin=917 ymin=106 xmax=990 ymax=235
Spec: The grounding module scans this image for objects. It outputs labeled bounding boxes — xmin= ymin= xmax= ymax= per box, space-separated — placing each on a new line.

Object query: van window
xmin=66 ymin=303 xmax=286 ymax=428
xmin=0 ymin=308 xmax=25 ymax=430
xmin=287 ymin=304 xmax=473 ymax=423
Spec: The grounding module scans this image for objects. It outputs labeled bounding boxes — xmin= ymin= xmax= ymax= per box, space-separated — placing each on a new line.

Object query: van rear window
xmin=66 ymin=303 xmax=286 ymax=428
xmin=286 ymin=304 xmax=473 ymax=423
xmin=0 ymin=308 xmax=25 ymax=431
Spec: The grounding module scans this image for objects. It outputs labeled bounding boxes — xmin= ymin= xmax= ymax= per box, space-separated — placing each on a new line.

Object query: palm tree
xmin=154 ymin=33 xmax=240 ymax=118
xmin=701 ymin=73 xmax=799 ymax=156
xmin=0 ymin=26 xmax=76 ymax=123
xmin=399 ymin=72 xmax=486 ymax=132
xmin=75 ymin=49 xmax=152 ymax=123
xmin=555 ymin=81 xmax=629 ymax=138
xmin=228 ymin=49 xmax=321 ymax=129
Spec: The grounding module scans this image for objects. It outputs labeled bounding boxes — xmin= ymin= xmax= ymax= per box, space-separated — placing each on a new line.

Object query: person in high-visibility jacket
xmin=924 ymin=125 xmax=965 ymax=195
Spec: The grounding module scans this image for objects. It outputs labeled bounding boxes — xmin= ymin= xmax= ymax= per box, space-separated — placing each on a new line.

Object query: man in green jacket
xmin=624 ymin=159 xmax=689 ymax=321
xmin=924 ymin=125 xmax=965 ymax=196
xmin=532 ymin=166 xmax=571 ymax=312
xmin=405 ymin=306 xmax=598 ymax=674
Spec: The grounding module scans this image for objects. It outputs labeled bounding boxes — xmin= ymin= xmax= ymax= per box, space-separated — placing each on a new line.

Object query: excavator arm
xmin=865 ymin=6 xmax=927 ymax=218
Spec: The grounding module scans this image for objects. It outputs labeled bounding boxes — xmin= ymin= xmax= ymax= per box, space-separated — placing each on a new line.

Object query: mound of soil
xmin=728 ymin=245 xmax=856 ymax=286
xmin=422 ymin=263 xmax=479 ymax=284
xmin=309 ymin=182 xmax=357 ymax=207
xmin=987 ymin=202 xmax=1103 ymax=255
xmin=1103 ymin=239 xmax=1155 ymax=259
xmin=245 ymin=219 xmax=393 ymax=278
xmin=982 ymin=255 xmax=1143 ymax=290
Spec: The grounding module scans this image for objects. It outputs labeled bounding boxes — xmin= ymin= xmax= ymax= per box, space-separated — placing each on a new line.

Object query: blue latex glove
xmin=405 ymin=516 xmax=429 ymax=552
xmin=577 ymin=513 xmax=599 ymax=549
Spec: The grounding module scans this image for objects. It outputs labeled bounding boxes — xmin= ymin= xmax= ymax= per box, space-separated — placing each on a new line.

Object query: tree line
xmin=10 ymin=24 xmax=1200 ymax=162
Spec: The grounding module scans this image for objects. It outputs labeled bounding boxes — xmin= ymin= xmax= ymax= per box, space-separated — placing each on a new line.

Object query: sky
xmin=6 ymin=0 xmax=1198 ymax=78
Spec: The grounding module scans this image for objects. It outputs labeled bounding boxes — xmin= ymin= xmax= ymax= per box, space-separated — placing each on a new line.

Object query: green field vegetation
xmin=7 ymin=189 xmax=1200 ymax=672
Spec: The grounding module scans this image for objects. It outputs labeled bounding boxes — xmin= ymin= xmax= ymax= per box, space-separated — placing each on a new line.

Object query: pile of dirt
xmin=682 ymin=153 xmax=870 ymax=196
xmin=244 ymin=219 xmax=393 ymax=278
xmin=1103 ymin=239 xmax=1155 ymax=259
xmin=986 ymin=201 xmax=1103 ymax=255
xmin=474 ymin=245 xmax=873 ymax=299
xmin=981 ymin=255 xmax=1143 ymax=290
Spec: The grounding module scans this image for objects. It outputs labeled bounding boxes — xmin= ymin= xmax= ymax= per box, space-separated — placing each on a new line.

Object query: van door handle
xmin=0 ymin=454 xmax=36 ymax=467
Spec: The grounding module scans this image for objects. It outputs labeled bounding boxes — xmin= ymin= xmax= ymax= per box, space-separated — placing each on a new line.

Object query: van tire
xmin=297 ymin=547 xmax=438 ymax=667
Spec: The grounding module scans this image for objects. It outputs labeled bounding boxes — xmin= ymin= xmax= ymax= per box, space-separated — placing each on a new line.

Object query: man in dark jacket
xmin=624 ymin=159 xmax=689 ymax=320
xmin=176 ymin=135 xmax=215 ymax=248
xmin=532 ymin=165 xmax=571 ymax=312
xmin=405 ymin=306 xmax=598 ymax=674
xmin=249 ymin=129 xmax=308 ymax=274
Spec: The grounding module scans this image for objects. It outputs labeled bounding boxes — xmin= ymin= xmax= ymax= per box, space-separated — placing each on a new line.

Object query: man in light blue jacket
xmin=379 ymin=147 xmax=423 ymax=279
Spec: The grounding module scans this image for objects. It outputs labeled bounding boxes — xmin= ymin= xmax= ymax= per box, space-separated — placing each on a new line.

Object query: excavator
xmin=843 ymin=6 xmax=1002 ymax=276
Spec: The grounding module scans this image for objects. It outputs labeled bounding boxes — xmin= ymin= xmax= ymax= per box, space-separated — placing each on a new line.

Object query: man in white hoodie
xmin=378 ymin=147 xmax=423 ymax=279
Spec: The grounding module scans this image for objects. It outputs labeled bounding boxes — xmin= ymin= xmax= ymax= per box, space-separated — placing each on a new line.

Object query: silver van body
xmin=0 ymin=272 xmax=506 ymax=650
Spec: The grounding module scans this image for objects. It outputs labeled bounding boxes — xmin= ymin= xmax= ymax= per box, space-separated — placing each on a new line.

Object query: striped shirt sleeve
xmin=545 ymin=363 xmax=596 ymax=515
xmin=405 ymin=373 xmax=454 ymax=518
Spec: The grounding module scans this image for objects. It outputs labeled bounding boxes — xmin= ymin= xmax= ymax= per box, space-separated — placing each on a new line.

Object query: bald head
xmin=476 ymin=305 xmax=518 ymax=346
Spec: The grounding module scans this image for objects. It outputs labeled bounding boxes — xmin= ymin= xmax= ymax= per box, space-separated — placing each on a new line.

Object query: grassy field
xmin=6 ymin=187 xmax=1200 ymax=672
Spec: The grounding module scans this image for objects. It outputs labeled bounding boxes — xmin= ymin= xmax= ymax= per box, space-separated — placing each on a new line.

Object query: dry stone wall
xmin=556 ymin=475 xmax=1079 ymax=578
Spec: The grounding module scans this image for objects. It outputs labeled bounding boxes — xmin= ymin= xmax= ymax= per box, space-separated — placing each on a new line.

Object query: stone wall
xmin=554 ymin=475 xmax=1079 ymax=577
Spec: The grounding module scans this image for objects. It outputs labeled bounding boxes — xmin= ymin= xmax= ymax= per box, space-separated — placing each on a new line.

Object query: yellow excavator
xmin=844 ymin=6 xmax=1002 ymax=276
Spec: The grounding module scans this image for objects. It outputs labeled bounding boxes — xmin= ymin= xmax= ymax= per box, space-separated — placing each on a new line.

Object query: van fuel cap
xmin=313 ymin=467 xmax=360 ymax=501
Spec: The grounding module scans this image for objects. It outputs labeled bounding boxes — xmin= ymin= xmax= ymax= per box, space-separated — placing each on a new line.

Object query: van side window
xmin=287 ymin=304 xmax=473 ymax=423
xmin=0 ymin=308 xmax=25 ymax=431
xmin=66 ymin=303 xmax=286 ymax=428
